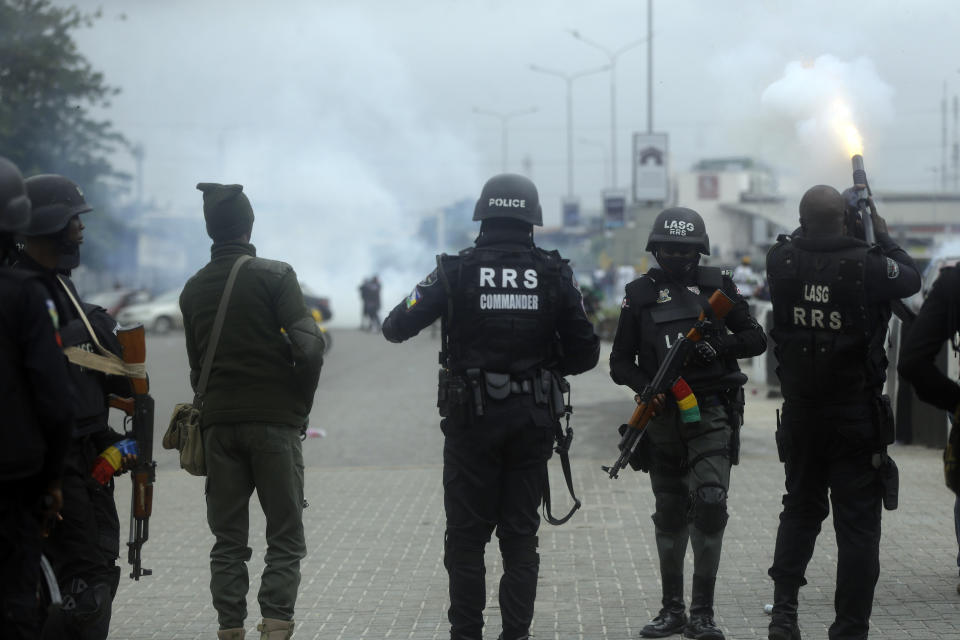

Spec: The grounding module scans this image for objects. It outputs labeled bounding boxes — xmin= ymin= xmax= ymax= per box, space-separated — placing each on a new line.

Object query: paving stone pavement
xmin=106 ymin=331 xmax=959 ymax=638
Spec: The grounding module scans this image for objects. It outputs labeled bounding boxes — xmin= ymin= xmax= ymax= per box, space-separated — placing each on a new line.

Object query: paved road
xmin=107 ymin=329 xmax=959 ymax=639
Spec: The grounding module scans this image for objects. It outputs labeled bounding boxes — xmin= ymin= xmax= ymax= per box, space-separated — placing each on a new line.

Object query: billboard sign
xmin=603 ymin=189 xmax=627 ymax=228
xmin=562 ymin=196 xmax=581 ymax=227
xmin=633 ymin=132 xmax=669 ymax=202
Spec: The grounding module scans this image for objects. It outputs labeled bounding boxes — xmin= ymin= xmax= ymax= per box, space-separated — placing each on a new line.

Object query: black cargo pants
xmin=769 ymin=400 xmax=884 ymax=640
xmin=441 ymin=394 xmax=554 ymax=640
xmin=41 ymin=437 xmax=121 ymax=640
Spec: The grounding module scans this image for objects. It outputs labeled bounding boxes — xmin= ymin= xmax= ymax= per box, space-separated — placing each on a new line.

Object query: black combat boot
xmin=683 ymin=575 xmax=724 ymax=640
xmin=768 ymin=582 xmax=801 ymax=640
xmin=640 ymin=573 xmax=686 ymax=638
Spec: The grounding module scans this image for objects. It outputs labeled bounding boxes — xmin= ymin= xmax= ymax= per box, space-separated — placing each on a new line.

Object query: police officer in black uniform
xmin=0 ymin=158 xmax=74 ymax=639
xmin=897 ymin=265 xmax=960 ymax=594
xmin=610 ymin=207 xmax=766 ymax=640
xmin=15 ymin=174 xmax=134 ymax=640
xmin=382 ymin=174 xmax=600 ymax=640
xmin=765 ymin=185 xmax=920 ymax=640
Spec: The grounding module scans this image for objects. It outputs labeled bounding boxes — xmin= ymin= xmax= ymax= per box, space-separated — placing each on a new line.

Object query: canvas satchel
xmin=163 ymin=255 xmax=251 ymax=475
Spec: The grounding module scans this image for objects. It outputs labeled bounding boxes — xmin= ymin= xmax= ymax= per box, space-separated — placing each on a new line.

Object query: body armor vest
xmin=443 ymin=245 xmax=559 ymax=375
xmin=56 ymin=286 xmax=117 ymax=437
xmin=767 ymin=235 xmax=887 ymax=399
xmin=634 ymin=267 xmax=739 ymax=391
xmin=0 ymin=270 xmax=46 ymax=479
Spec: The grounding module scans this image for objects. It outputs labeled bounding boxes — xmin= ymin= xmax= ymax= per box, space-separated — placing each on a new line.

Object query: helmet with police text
xmin=645 ymin=206 xmax=710 ymax=255
xmin=0 ymin=157 xmax=31 ymax=233
xmin=472 ymin=173 xmax=543 ymax=226
xmin=22 ymin=174 xmax=92 ymax=237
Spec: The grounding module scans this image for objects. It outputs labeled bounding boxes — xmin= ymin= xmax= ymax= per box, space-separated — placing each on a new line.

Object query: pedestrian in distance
xmin=0 ymin=157 xmax=74 ymax=640
xmin=16 ymin=173 xmax=137 ymax=640
xmin=897 ymin=264 xmax=960 ymax=595
xmin=179 ymin=183 xmax=325 ymax=640
xmin=609 ymin=207 xmax=766 ymax=640
xmin=361 ymin=274 xmax=382 ymax=333
xmin=382 ymin=173 xmax=600 ymax=640
xmin=765 ymin=185 xmax=920 ymax=640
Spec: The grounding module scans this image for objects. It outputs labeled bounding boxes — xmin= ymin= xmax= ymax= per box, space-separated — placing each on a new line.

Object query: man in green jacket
xmin=179 ymin=183 xmax=324 ymax=640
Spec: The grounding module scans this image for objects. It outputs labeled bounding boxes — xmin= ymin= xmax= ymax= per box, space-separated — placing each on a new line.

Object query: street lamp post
xmin=472 ymin=106 xmax=538 ymax=173
xmin=578 ymin=137 xmax=610 ymax=187
xmin=529 ymin=62 xmax=609 ymax=198
xmin=568 ymin=30 xmax=647 ymax=188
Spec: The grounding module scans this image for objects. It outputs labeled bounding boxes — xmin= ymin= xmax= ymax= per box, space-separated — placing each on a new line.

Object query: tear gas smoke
xmin=760 ymin=55 xmax=894 ymax=185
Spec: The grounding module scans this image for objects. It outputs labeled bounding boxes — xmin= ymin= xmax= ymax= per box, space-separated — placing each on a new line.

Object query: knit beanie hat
xmin=197 ymin=182 xmax=254 ymax=241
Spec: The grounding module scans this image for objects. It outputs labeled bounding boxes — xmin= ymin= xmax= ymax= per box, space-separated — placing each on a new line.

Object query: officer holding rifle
xmin=610 ymin=207 xmax=766 ymax=640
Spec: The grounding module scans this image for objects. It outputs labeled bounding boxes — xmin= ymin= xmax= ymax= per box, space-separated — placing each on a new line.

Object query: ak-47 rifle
xmin=603 ymin=289 xmax=736 ymax=479
xmin=108 ymin=324 xmax=155 ymax=580
xmin=851 ymin=154 xmax=917 ymax=325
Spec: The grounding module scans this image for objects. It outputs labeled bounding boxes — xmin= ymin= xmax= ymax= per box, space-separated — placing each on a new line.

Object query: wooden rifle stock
xmin=604 ymin=289 xmax=736 ymax=479
xmin=111 ymin=323 xmax=155 ymax=580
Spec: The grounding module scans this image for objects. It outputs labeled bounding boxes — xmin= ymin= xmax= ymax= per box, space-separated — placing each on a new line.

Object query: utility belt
xmin=437 ymin=368 xmax=568 ymax=419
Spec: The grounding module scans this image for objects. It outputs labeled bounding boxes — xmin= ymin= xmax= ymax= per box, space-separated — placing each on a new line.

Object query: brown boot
xmin=217 ymin=629 xmax=245 ymax=640
xmin=257 ymin=618 xmax=294 ymax=640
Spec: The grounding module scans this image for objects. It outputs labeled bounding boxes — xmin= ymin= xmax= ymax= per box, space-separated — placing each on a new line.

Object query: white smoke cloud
xmin=760 ymin=55 xmax=895 ymax=173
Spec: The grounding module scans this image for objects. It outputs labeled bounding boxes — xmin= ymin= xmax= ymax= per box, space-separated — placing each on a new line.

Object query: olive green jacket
xmin=180 ymin=242 xmax=323 ymax=428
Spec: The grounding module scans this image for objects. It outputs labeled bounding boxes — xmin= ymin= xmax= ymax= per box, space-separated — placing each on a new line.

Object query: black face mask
xmin=655 ymin=251 xmax=700 ymax=281
xmin=56 ymin=244 xmax=80 ymax=274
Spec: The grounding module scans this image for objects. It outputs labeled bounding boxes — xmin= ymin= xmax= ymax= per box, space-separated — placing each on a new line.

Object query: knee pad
xmin=651 ymin=491 xmax=689 ymax=533
xmin=499 ymin=535 xmax=539 ymax=570
xmin=692 ymin=484 xmax=728 ymax=534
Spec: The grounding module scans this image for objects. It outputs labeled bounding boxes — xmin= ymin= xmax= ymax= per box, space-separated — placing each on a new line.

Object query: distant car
xmin=86 ymin=288 xmax=152 ymax=317
xmin=116 ymin=288 xmax=183 ymax=333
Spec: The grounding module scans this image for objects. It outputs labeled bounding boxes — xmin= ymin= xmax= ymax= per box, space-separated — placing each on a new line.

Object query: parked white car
xmin=116 ymin=288 xmax=183 ymax=333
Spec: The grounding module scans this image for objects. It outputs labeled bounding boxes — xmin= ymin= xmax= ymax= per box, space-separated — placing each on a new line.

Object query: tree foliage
xmin=0 ymin=0 xmax=130 ymax=271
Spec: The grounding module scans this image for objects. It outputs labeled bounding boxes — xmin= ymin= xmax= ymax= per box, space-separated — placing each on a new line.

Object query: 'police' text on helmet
xmin=473 ymin=174 xmax=543 ymax=226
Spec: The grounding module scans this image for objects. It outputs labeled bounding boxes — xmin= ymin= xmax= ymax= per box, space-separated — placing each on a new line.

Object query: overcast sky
xmin=57 ymin=0 xmax=960 ymax=311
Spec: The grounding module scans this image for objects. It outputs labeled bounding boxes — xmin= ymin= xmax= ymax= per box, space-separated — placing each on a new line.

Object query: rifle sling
xmin=57 ymin=276 xmax=146 ymax=379
xmin=196 ymin=255 xmax=251 ymax=405
xmin=543 ymin=407 xmax=581 ymax=526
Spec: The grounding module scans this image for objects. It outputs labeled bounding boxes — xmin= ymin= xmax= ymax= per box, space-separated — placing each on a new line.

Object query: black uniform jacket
xmin=0 ymin=268 xmax=74 ymax=483
xmin=382 ymin=231 xmax=600 ymax=377
xmin=898 ymin=265 xmax=960 ymax=412
xmin=610 ymin=267 xmax=766 ymax=395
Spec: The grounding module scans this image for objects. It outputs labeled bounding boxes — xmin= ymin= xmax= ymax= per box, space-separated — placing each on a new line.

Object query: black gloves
xmin=693 ymin=340 xmax=719 ymax=365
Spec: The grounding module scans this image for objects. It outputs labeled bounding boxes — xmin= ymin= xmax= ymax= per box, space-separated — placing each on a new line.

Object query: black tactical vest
xmin=57 ymin=284 xmax=120 ymax=437
xmin=629 ymin=267 xmax=741 ymax=391
xmin=767 ymin=234 xmax=887 ymax=399
xmin=0 ymin=270 xmax=48 ymax=479
xmin=443 ymin=245 xmax=559 ymax=375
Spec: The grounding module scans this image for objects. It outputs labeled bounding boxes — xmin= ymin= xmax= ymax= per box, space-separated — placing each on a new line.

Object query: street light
xmin=568 ymin=29 xmax=647 ymax=188
xmin=472 ymin=106 xmax=538 ymax=173
xmin=529 ymin=62 xmax=610 ymax=197
xmin=578 ymin=137 xmax=610 ymax=187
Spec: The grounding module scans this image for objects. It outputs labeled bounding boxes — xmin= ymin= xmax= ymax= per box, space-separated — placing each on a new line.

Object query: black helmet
xmin=22 ymin=174 xmax=92 ymax=237
xmin=645 ymin=206 xmax=710 ymax=255
xmin=473 ymin=173 xmax=543 ymax=226
xmin=0 ymin=157 xmax=30 ymax=233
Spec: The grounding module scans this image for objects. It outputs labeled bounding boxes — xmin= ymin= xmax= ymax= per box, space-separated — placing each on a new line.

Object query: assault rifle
xmin=603 ymin=289 xmax=736 ymax=479
xmin=108 ymin=324 xmax=155 ymax=580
